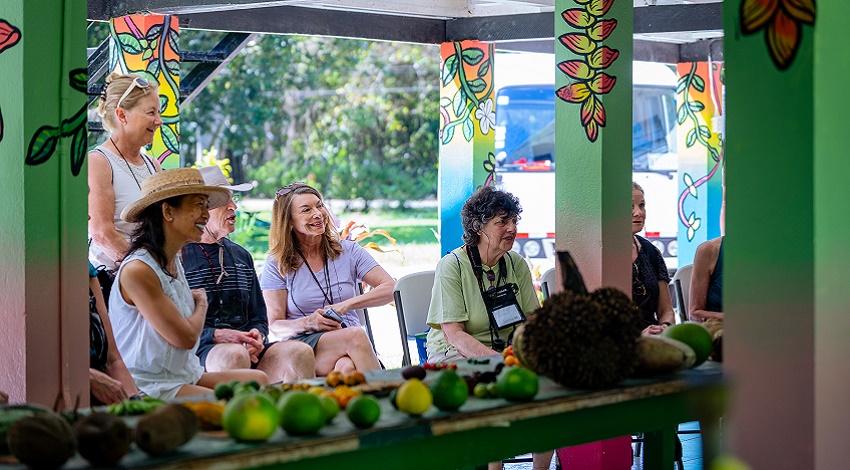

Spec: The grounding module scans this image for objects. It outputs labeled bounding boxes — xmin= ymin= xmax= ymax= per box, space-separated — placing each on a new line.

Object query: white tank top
xmin=88 ymin=145 xmax=157 ymax=270
xmin=109 ymin=249 xmax=204 ymax=399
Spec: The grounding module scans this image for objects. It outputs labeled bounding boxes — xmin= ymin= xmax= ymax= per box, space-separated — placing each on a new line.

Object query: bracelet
xmin=661 ymin=321 xmax=672 ymax=327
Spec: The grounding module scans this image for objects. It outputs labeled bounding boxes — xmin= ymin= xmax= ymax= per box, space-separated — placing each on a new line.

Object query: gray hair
xmin=460 ymin=186 xmax=522 ymax=246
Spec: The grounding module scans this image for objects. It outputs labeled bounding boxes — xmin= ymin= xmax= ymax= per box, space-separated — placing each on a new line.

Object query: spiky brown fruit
xmin=519 ymin=287 xmax=644 ymax=389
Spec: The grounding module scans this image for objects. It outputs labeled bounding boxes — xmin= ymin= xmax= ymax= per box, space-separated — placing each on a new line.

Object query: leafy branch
xmin=676 ymin=62 xmax=719 ymax=161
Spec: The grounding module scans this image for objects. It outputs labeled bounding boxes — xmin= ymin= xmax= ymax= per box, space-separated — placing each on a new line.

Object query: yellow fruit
xmin=222 ymin=393 xmax=279 ymax=442
xmin=396 ymin=378 xmax=432 ymax=416
xmin=429 ymin=369 xmax=468 ymax=411
xmin=495 ymin=367 xmax=539 ymax=402
xmin=661 ymin=322 xmax=713 ymax=366
xmin=277 ymin=391 xmax=326 ymax=436
xmin=709 ymin=455 xmax=752 ymax=470
xmin=345 ymin=395 xmax=381 ymax=428
xmin=307 ymin=386 xmax=326 ymax=396
xmin=326 ymin=371 xmax=344 ymax=387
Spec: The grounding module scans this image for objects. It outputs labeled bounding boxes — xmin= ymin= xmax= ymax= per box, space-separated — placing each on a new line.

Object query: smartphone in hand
xmin=322 ymin=307 xmax=348 ymax=328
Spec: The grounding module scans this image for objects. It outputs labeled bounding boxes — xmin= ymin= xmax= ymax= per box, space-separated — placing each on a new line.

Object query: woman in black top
xmin=631 ymin=182 xmax=675 ymax=335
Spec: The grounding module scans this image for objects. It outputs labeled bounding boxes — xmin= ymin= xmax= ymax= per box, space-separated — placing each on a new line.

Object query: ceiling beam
xmin=633 ymin=3 xmax=721 ymax=35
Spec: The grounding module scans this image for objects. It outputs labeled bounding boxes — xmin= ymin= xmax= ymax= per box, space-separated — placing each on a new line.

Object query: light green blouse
xmin=426 ymin=247 xmax=540 ymax=357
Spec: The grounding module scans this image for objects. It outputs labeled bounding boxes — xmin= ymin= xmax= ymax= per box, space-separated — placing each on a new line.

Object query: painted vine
xmin=556 ymin=0 xmax=619 ymax=142
xmin=438 ymin=42 xmax=494 ymax=145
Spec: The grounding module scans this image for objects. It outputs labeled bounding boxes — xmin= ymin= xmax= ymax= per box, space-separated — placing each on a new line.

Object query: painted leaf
xmin=692 ymin=75 xmax=706 ymax=92
xmin=587 ymin=46 xmax=619 ymax=69
xmin=689 ymin=101 xmax=705 ymax=112
xmin=146 ymin=24 xmax=163 ymax=41
xmin=70 ymin=128 xmax=87 ymax=176
xmin=117 ymin=33 xmax=143 ymax=54
xmin=586 ymin=0 xmax=614 ymax=17
xmin=686 ymin=128 xmax=697 ymax=147
xmin=165 ymin=59 xmax=180 ymax=77
xmin=463 ymin=117 xmax=474 ymax=141
xmin=146 ymin=60 xmax=161 ymax=79
xmin=467 ymin=78 xmax=486 ymax=94
xmin=740 ymin=0 xmax=778 ymax=34
xmin=452 ymin=88 xmax=466 ymax=117
xmin=477 ymin=58 xmax=491 ymax=78
xmin=784 ymin=0 xmax=815 ymax=24
xmin=139 ymin=39 xmax=149 ymax=49
xmin=588 ymin=19 xmax=618 ymax=41
xmin=167 ymin=30 xmax=179 ymax=54
xmin=585 ymin=120 xmax=599 ymax=143
xmin=589 ymin=72 xmax=616 ymax=94
xmin=708 ymin=146 xmax=720 ymax=161
xmin=25 ymin=125 xmax=60 ymax=165
xmin=0 ymin=20 xmax=22 ymax=54
xmin=698 ymin=125 xmax=712 ymax=138
xmin=556 ymin=83 xmax=591 ymax=103
xmin=677 ymin=104 xmax=688 ymax=124
xmin=442 ymin=54 xmax=458 ymax=86
xmin=559 ymin=34 xmax=596 ymax=55
xmin=581 ymin=95 xmax=606 ymax=126
xmin=160 ymin=95 xmax=168 ymax=113
xmin=160 ymin=124 xmax=179 ymax=155
xmin=691 ymin=218 xmax=701 ymax=231
xmin=142 ymin=48 xmax=153 ymax=61
xmin=767 ymin=8 xmax=801 ymax=70
xmin=439 ymin=97 xmax=452 ymax=108
xmin=461 ymin=48 xmax=485 ymax=66
xmin=68 ymin=68 xmax=87 ymax=93
xmin=442 ymin=125 xmax=455 ymax=144
xmin=676 ymin=76 xmax=688 ymax=95
xmin=557 ymin=60 xmax=594 ymax=80
xmin=562 ymin=9 xmax=595 ymax=28
xmin=683 ymin=173 xmax=694 ymax=189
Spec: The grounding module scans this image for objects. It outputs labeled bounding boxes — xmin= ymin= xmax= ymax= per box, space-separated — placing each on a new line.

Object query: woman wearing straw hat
xmin=109 ymin=168 xmax=268 ymax=399
xmin=89 ymin=73 xmax=164 ymax=270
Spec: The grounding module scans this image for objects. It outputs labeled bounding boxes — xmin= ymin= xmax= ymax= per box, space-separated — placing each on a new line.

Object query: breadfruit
xmin=134 ymin=403 xmax=198 ymax=457
xmin=633 ymin=335 xmax=696 ymax=377
xmin=75 ymin=412 xmax=131 ymax=466
xmin=517 ymin=287 xmax=644 ymax=389
xmin=0 ymin=404 xmax=53 ymax=455
xmin=6 ymin=413 xmax=76 ymax=469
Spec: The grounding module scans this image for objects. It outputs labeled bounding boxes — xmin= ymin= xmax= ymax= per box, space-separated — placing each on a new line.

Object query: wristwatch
xmin=661 ymin=321 xmax=672 ymax=327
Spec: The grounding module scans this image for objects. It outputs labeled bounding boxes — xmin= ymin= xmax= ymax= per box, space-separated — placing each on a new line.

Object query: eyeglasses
xmin=632 ymin=263 xmax=646 ymax=297
xmin=275 ymin=182 xmax=308 ymax=198
xmin=117 ymin=77 xmax=151 ymax=109
xmin=231 ymin=194 xmax=241 ymax=205
xmin=217 ymin=245 xmax=229 ymax=284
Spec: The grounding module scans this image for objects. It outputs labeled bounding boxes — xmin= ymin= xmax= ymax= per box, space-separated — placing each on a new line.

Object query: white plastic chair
xmin=540 ymin=267 xmax=557 ymax=300
xmin=670 ymin=264 xmax=693 ymax=323
xmin=393 ymin=270 xmax=436 ymax=367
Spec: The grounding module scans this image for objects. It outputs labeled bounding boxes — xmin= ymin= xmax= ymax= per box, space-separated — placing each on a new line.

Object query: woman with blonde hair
xmin=89 ymin=73 xmax=163 ymax=270
xmin=261 ymin=182 xmax=393 ymax=375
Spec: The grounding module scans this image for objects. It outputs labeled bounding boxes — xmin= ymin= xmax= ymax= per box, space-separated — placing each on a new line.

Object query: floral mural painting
xmin=556 ymin=0 xmax=618 ymax=142
xmin=25 ymin=69 xmax=89 ymax=176
xmin=740 ymin=0 xmax=816 ymax=70
xmin=109 ymin=15 xmax=180 ymax=164
xmin=0 ymin=19 xmax=22 ymax=144
xmin=439 ymin=42 xmax=494 ymax=145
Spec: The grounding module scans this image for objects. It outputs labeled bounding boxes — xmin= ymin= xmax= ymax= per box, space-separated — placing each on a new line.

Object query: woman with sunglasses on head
xmin=261 ymin=183 xmax=393 ymax=376
xmin=110 ymin=168 xmax=268 ymax=399
xmin=89 ymin=73 xmax=163 ymax=270
xmin=631 ymin=182 xmax=675 ymax=335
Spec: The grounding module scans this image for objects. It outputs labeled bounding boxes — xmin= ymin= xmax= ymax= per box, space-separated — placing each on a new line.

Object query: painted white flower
xmin=474 ymin=98 xmax=496 ymax=135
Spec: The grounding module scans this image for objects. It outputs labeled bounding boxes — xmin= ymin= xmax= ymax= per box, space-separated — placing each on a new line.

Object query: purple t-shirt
xmin=260 ymin=240 xmax=380 ymax=327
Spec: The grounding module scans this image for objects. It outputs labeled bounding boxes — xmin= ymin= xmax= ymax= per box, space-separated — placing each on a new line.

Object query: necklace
xmin=110 ymin=137 xmax=153 ymax=189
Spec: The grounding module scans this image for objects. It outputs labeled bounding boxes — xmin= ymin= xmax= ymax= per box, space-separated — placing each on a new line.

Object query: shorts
xmin=197 ymin=341 xmax=277 ymax=369
xmin=426 ymin=347 xmax=465 ymax=364
xmin=286 ymin=332 xmax=325 ymax=349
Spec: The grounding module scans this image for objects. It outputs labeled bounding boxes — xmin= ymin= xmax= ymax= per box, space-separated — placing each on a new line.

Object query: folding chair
xmin=540 ymin=267 xmax=557 ymax=300
xmin=670 ymin=264 xmax=693 ymax=323
xmin=393 ymin=270 xmax=436 ymax=367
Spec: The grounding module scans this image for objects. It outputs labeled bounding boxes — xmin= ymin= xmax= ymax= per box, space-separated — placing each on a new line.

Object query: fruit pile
xmin=106 ymin=396 xmax=165 ymax=416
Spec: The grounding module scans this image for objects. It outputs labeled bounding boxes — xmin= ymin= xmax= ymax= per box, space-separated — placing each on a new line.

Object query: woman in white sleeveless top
xmin=89 ymin=73 xmax=164 ymax=270
xmin=109 ymin=168 xmax=268 ymax=399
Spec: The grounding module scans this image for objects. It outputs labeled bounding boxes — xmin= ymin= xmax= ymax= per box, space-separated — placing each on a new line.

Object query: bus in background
xmin=493 ymin=55 xmax=679 ymax=271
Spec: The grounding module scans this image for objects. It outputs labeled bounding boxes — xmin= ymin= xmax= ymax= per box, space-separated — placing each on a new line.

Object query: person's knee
xmin=269 ymin=341 xmax=314 ymax=365
xmin=207 ymin=344 xmax=251 ymax=370
xmin=345 ymin=328 xmax=373 ymax=351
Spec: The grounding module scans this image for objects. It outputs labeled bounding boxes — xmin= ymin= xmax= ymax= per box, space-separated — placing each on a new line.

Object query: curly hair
xmin=461 ymin=185 xmax=522 ymax=246
xmin=268 ymin=184 xmax=342 ymax=276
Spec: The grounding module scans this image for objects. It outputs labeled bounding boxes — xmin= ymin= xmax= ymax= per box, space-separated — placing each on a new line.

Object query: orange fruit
xmin=502 ymin=345 xmax=514 ymax=358
xmin=661 ymin=322 xmax=713 ymax=366
xmin=326 ymin=371 xmax=344 ymax=387
xmin=222 ymin=393 xmax=279 ymax=442
xmin=504 ymin=356 xmax=520 ymax=367
xmin=277 ymin=391 xmax=326 ymax=435
xmin=345 ymin=395 xmax=381 ymax=428
xmin=495 ymin=367 xmax=538 ymax=402
xmin=429 ymin=369 xmax=468 ymax=411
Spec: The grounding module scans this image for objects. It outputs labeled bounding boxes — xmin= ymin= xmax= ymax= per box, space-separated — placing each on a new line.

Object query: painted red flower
xmin=556 ymin=82 xmax=591 ymax=104
xmin=562 ymin=9 xmax=595 ymax=28
xmin=589 ymin=72 xmax=616 ymax=94
xmin=588 ymin=46 xmax=619 ymax=69
xmin=557 ymin=60 xmax=594 ymax=80
xmin=0 ymin=20 xmax=21 ymax=54
xmin=588 ymin=19 xmax=618 ymax=41
xmin=740 ymin=0 xmax=816 ymax=70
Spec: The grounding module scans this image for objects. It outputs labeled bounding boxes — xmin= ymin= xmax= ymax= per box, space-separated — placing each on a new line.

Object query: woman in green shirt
xmin=425 ymin=186 xmax=540 ymax=363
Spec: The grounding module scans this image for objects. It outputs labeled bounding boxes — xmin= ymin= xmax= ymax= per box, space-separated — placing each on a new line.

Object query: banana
xmin=633 ymin=335 xmax=696 ymax=377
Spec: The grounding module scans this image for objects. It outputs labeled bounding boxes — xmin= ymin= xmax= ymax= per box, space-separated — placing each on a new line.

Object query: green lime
xmin=245 ymin=380 xmax=261 ymax=391
xmin=662 ymin=322 xmax=713 ymax=366
xmin=214 ymin=382 xmax=234 ymax=400
xmin=277 ymin=391 xmax=326 ymax=435
xmin=320 ymin=395 xmax=340 ymax=423
xmin=430 ymin=369 xmax=468 ymax=411
xmin=222 ymin=393 xmax=279 ymax=442
xmin=346 ymin=395 xmax=381 ymax=429
xmin=473 ymin=383 xmax=490 ymax=399
xmin=495 ymin=367 xmax=539 ymax=402
xmin=486 ymin=382 xmax=499 ymax=398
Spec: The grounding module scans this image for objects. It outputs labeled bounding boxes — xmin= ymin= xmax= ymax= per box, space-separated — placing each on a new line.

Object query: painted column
xmin=438 ymin=41 xmax=495 ymax=254
xmin=0 ymin=0 xmax=89 ymax=406
xmin=675 ymin=61 xmax=724 ymax=266
xmin=553 ymin=0 xmax=634 ymax=467
xmin=723 ymin=0 xmax=848 ymax=468
xmin=109 ymin=14 xmax=181 ymax=168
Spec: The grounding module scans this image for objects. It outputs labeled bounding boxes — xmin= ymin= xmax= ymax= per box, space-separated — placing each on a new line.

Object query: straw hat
xmin=121 ymin=168 xmax=232 ymax=223
xmin=198 ymin=165 xmax=254 ymax=191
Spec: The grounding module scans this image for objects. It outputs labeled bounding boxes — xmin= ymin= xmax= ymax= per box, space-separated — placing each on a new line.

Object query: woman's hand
xmin=90 ymin=368 xmax=129 ymax=405
xmin=305 ymin=310 xmax=343 ymax=332
xmin=191 ymin=288 xmax=208 ymax=310
xmin=641 ymin=324 xmax=666 ymax=336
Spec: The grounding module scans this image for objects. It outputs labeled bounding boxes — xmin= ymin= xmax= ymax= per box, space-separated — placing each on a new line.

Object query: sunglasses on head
xmin=117 ymin=77 xmax=151 ymax=109
xmin=275 ymin=182 xmax=308 ymax=198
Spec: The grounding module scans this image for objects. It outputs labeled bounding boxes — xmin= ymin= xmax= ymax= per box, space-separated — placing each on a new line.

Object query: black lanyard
xmin=296 ymin=247 xmax=334 ymax=306
xmin=197 ymin=242 xmax=228 ymax=312
xmin=465 ymin=245 xmax=511 ymax=343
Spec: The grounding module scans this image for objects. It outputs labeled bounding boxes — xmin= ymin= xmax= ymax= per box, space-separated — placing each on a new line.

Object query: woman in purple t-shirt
xmin=261 ymin=183 xmax=394 ymax=376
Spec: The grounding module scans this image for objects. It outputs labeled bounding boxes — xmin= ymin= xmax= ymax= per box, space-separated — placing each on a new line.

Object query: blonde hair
xmin=268 ymin=184 xmax=342 ymax=276
xmin=97 ymin=73 xmax=159 ymax=133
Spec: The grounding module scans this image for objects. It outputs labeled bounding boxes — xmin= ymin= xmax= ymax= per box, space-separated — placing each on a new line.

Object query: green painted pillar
xmin=0 ymin=0 xmax=89 ymax=406
xmin=554 ymin=0 xmax=632 ymax=291
xmin=723 ymin=0 xmax=849 ymax=467
xmin=438 ymin=40 xmax=495 ymax=254
xmin=108 ymin=14 xmax=181 ymax=168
